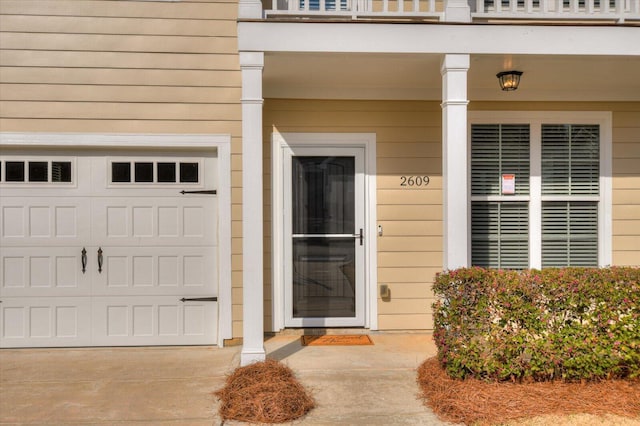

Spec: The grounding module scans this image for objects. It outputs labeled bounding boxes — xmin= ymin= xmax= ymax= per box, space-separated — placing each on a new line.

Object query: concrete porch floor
xmin=0 ymin=333 xmax=449 ymax=425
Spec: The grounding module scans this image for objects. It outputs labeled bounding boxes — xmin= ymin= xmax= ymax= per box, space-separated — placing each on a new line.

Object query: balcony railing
xmin=473 ymin=0 xmax=639 ymax=21
xmin=264 ymin=0 xmax=640 ymax=22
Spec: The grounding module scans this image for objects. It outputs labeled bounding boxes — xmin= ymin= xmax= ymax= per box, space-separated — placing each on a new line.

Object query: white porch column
xmin=441 ymin=54 xmax=470 ymax=270
xmin=240 ymin=51 xmax=266 ymax=366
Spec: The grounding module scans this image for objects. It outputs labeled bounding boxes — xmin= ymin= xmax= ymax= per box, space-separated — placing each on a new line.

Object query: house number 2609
xmin=400 ymin=176 xmax=430 ymax=187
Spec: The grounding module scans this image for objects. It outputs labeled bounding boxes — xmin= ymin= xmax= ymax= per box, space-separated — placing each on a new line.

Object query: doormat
xmin=301 ymin=335 xmax=373 ymax=346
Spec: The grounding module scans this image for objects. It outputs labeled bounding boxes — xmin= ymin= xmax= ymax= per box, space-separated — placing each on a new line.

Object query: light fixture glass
xmin=497 ymin=71 xmax=523 ymax=91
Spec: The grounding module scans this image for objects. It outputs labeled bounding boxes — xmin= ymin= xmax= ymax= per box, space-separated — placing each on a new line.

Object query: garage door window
xmin=470 ymin=113 xmax=610 ymax=269
xmin=1 ymin=160 xmax=72 ymax=183
xmin=110 ymin=161 xmax=200 ymax=184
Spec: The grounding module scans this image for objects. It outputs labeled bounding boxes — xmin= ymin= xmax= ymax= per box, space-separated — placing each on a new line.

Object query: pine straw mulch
xmin=417 ymin=357 xmax=640 ymax=426
xmin=214 ymin=359 xmax=315 ymax=424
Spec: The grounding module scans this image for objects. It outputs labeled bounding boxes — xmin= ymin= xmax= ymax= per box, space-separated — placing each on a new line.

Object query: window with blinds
xmin=542 ymin=125 xmax=599 ymax=195
xmin=471 ymin=124 xmax=530 ymax=196
xmin=471 ymin=124 xmax=530 ymax=269
xmin=472 ymin=202 xmax=529 ymax=269
xmin=541 ymin=124 xmax=600 ymax=267
xmin=470 ymin=120 xmax=602 ymax=269
xmin=542 ymin=201 xmax=599 ymax=267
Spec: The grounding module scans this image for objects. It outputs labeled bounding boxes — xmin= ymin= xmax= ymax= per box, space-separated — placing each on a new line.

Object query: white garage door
xmin=0 ymin=150 xmax=219 ymax=347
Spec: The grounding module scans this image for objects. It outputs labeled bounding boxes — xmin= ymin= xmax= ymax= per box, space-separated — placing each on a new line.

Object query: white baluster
xmin=571 ymin=0 xmax=579 ymax=13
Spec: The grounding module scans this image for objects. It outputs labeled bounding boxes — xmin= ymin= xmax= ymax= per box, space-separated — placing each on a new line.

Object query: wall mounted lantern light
xmin=497 ymin=70 xmax=523 ymax=91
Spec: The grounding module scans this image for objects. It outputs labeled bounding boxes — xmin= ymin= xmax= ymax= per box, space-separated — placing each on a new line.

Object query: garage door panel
xmin=1 ymin=247 xmax=91 ymax=297
xmin=0 ymin=150 xmax=219 ymax=348
xmin=91 ymin=296 xmax=217 ymax=346
xmin=1 ymin=198 xmax=91 ymax=247
xmin=92 ymin=247 xmax=217 ymax=296
xmin=92 ymin=198 xmax=217 ymax=246
xmin=0 ymin=297 xmax=92 ymax=348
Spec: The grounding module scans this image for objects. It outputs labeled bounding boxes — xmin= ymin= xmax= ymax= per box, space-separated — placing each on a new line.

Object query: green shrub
xmin=432 ymin=267 xmax=640 ymax=382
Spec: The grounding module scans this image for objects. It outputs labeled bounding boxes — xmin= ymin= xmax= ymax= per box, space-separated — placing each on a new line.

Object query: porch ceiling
xmin=263 ymin=52 xmax=640 ymax=102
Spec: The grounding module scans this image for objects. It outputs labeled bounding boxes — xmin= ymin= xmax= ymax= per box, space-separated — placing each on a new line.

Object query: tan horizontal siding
xmin=1 ymin=33 xmax=237 ymax=54
xmin=0 ymin=84 xmax=241 ymax=103
xmin=0 ymin=14 xmax=236 ymax=36
xmin=377 ymin=142 xmax=441 ymax=157
xmin=0 ymin=119 xmax=242 ymax=134
xmin=0 ymin=0 xmax=245 ymax=338
xmin=378 ymin=313 xmax=433 ymax=330
xmin=0 ymin=101 xmax=241 ymax=120
xmin=377 ymin=220 xmax=442 ymax=236
xmin=379 ymin=282 xmax=434 ymax=298
xmin=611 ymin=106 xmax=640 ymax=267
xmin=378 ymin=267 xmax=443 ymax=283
xmin=378 ymin=205 xmax=443 ymax=221
xmin=0 ymin=51 xmax=239 ymax=70
xmin=378 ymin=188 xmax=442 ymax=205
xmin=0 ymin=67 xmax=239 ymax=86
xmin=612 ymin=177 xmax=640 ymax=189
xmin=613 ymin=205 xmax=640 ymax=220
xmin=266 ymin=111 xmax=441 ymax=128
xmin=377 ymin=236 xmax=443 ymax=251
xmin=0 ymin=0 xmax=237 ymax=19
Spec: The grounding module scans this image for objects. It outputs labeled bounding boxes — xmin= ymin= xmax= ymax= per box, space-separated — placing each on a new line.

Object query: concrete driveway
xmin=0 ymin=333 xmax=448 ymax=425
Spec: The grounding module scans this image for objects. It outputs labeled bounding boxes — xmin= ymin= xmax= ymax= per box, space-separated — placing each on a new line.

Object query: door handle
xmin=353 ymin=228 xmax=363 ymax=246
xmin=97 ymin=247 xmax=103 ymax=273
xmin=81 ymin=247 xmax=87 ymax=274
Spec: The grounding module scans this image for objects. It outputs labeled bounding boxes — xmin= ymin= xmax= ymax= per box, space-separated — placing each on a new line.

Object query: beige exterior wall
xmin=611 ymin=105 xmax=640 ymax=266
xmin=0 ymin=0 xmax=245 ymax=337
xmin=264 ymin=99 xmax=444 ymax=331
xmin=264 ymin=100 xmax=640 ymax=332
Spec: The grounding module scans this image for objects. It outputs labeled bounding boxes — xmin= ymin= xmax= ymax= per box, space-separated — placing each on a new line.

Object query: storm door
xmin=284 ymin=147 xmax=365 ymax=327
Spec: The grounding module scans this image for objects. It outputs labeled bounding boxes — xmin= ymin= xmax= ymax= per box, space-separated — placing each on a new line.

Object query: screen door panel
xmin=292 ymin=156 xmax=355 ymax=318
xmin=285 ymin=148 xmax=365 ymax=327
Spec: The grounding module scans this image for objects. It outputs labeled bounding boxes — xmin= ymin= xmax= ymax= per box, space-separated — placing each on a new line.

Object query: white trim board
xmin=239 ymin=22 xmax=640 ymax=56
xmin=271 ymin=132 xmax=378 ymax=331
xmin=467 ymin=111 xmax=613 ymax=268
xmin=0 ymin=132 xmax=233 ymax=346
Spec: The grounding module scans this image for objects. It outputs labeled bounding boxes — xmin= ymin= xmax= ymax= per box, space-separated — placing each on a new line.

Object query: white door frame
xmin=0 ymin=132 xmax=232 ymax=347
xmin=271 ymin=133 xmax=378 ymax=331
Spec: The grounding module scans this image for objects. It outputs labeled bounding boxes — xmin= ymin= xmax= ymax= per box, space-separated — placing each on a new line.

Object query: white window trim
xmin=0 ymin=132 xmax=233 ymax=346
xmin=271 ymin=132 xmax=378 ymax=331
xmin=468 ymin=112 xmax=612 ymax=268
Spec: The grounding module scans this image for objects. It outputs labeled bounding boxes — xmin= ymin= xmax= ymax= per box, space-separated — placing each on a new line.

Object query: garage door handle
xmin=97 ymin=247 xmax=103 ymax=273
xmin=81 ymin=248 xmax=87 ymax=274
